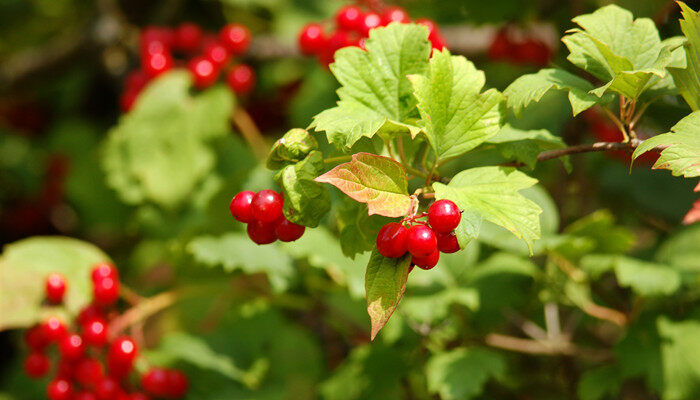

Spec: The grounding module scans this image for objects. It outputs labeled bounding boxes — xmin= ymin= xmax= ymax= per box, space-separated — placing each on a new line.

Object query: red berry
xmin=203 ymin=41 xmax=230 ymax=67
xmin=230 ymin=191 xmax=255 ymax=222
xmin=47 ymin=379 xmax=73 ymax=400
xmin=219 ymin=23 xmax=251 ymax=55
xmin=359 ymin=12 xmax=382 ymax=37
xmin=488 ymin=29 xmax=512 ymax=60
xmin=120 ymin=89 xmax=139 ymax=113
xmin=513 ymin=38 xmax=550 ymax=66
xmin=381 ymin=6 xmax=410 ymax=24
xmin=188 ymin=56 xmax=220 ymax=89
xmin=78 ymin=304 xmax=104 ymax=325
xmin=56 ymin=358 xmax=76 ymax=380
xmin=109 ymin=337 xmax=138 ymax=366
xmin=376 ymin=222 xmax=408 ymax=258
xmin=323 ymin=30 xmax=354 ymax=63
xmin=43 ymin=316 xmax=68 ymax=342
xmin=128 ymin=393 xmax=151 ymax=400
xmin=75 ymin=392 xmax=99 ymax=400
xmin=92 ymin=262 xmax=118 ymax=283
xmin=406 ymin=225 xmax=437 ymax=257
xmin=275 ymin=218 xmax=305 ymax=242
xmin=174 ymin=22 xmax=202 ymax=52
xmin=247 ymin=220 xmax=278 ymax=245
xmin=46 ymin=273 xmax=67 ymax=303
xmin=125 ymin=70 xmax=149 ymax=92
xmin=141 ymin=368 xmax=169 ymax=397
xmin=250 ymin=190 xmax=283 ymax=223
xmin=166 ymin=370 xmax=189 ymax=398
xmin=59 ymin=333 xmax=86 ymax=360
xmin=412 ymin=249 xmax=440 ymax=270
xmin=75 ymin=358 xmax=104 ymax=388
xmin=408 ymin=264 xmax=415 ymax=274
xmin=141 ymin=39 xmax=168 ymax=60
xmin=24 ymin=351 xmax=50 ymax=378
xmin=96 ymin=377 xmax=121 ymax=400
xmin=141 ymin=27 xmax=173 ymax=48
xmin=25 ymin=325 xmax=49 ymax=350
xmin=94 ymin=276 xmax=120 ymax=306
xmin=298 ymin=23 xmax=326 ymax=55
xmin=430 ymin=31 xmax=447 ymax=50
xmin=336 ymin=5 xmax=364 ymax=32
xmin=436 ymin=231 xmax=460 ymax=254
xmin=226 ymin=64 xmax=256 ymax=95
xmin=142 ymin=52 xmax=174 ymax=78
xmin=415 ymin=18 xmax=437 ymax=35
xmin=428 ymin=200 xmax=461 ymax=233
xmin=82 ymin=318 xmax=108 ymax=347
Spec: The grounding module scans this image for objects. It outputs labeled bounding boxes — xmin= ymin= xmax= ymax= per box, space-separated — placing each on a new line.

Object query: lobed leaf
xmin=275 ymin=151 xmax=330 ymax=227
xmin=365 ymin=250 xmax=411 ymax=340
xmin=409 ymin=49 xmax=505 ymax=160
xmin=485 ymin=124 xmax=569 ymax=170
xmin=266 ymin=128 xmax=318 ymax=170
xmin=315 ymin=152 xmax=412 ymax=218
xmin=669 ymin=2 xmax=700 ymax=110
xmin=433 ymin=167 xmax=542 ymax=254
xmin=633 ymin=110 xmax=700 ymax=178
xmin=426 ymin=348 xmax=506 ymax=400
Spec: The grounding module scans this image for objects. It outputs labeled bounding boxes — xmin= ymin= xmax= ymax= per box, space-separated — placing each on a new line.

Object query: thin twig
xmin=232 ymin=107 xmax=268 ymax=160
xmin=484 ymin=333 xmax=613 ymax=361
xmin=601 ymin=106 xmax=630 ymax=142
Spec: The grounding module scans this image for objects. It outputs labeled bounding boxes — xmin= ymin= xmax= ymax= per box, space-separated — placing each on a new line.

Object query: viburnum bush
xmin=1 ymin=1 xmax=700 ymax=399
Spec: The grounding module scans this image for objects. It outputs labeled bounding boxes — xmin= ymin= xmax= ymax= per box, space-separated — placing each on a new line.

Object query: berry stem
xmin=232 ymin=107 xmax=268 ymax=160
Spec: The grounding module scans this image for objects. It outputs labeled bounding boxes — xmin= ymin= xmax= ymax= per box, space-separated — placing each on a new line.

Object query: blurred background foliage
xmin=0 ymin=0 xmax=698 ymax=399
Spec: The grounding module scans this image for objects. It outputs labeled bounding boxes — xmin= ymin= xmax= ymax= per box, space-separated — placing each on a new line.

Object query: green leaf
xmin=274 ymin=151 xmax=330 ymax=227
xmin=485 ymin=124 xmax=569 ymax=170
xmin=504 ymin=68 xmax=600 ymax=116
xmin=365 ymin=249 xmax=411 ymax=340
xmin=266 ymin=128 xmax=318 ymax=170
xmin=0 ymin=237 xmax=111 ymax=330
xmin=425 ymin=348 xmax=506 ymax=400
xmin=401 ymin=287 xmax=479 ymax=325
xmin=315 ymin=153 xmax=412 ymax=218
xmin=337 ymin=198 xmax=392 ymax=259
xmin=152 ymin=332 xmax=262 ymax=389
xmin=409 ymin=49 xmax=505 ymax=159
xmin=581 ymin=254 xmax=681 ymax=296
xmin=564 ymin=210 xmax=636 ymax=254
xmin=434 ymin=167 xmax=542 ymax=254
xmin=577 ymin=365 xmax=621 ymax=400
xmin=187 ymin=233 xmax=294 ymax=292
xmin=615 ymin=316 xmax=663 ymax=392
xmin=562 ymin=5 xmax=675 ymax=99
xmin=669 ymin=2 xmax=700 ymax=110
xmin=656 ymin=224 xmax=700 ymax=271
xmin=632 ymin=111 xmax=700 ymax=178
xmin=310 ymin=23 xmax=431 ymax=151
xmin=657 ymin=317 xmax=700 ymax=400
xmin=102 ymin=72 xmax=234 ymax=209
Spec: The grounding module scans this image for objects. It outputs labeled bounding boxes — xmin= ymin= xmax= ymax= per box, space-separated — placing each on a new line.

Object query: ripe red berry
xmin=381 ymin=6 xmax=410 ymax=24
xmin=24 ymin=351 xmax=50 ymax=378
xmin=376 ymin=222 xmax=409 ymax=258
xmin=46 ymin=273 xmax=67 ymax=303
xmin=488 ymin=29 xmax=512 ymax=61
xmin=412 ymin=249 xmax=440 ymax=270
xmin=226 ymin=64 xmax=256 ymax=95
xmin=59 ymin=333 xmax=86 ymax=360
xmin=513 ymin=38 xmax=550 ymax=66
xmin=275 ymin=218 xmax=305 ymax=242
xmin=75 ymin=392 xmax=99 ymax=400
xmin=141 ymin=368 xmax=169 ymax=397
xmin=125 ymin=70 xmax=149 ymax=93
xmin=142 ymin=52 xmax=174 ymax=78
xmin=247 ymin=220 xmax=278 ymax=245
xmin=96 ymin=377 xmax=121 ymax=400
xmin=250 ymin=190 xmax=283 ymax=223
xmin=141 ymin=27 xmax=173 ymax=48
xmin=92 ymin=262 xmax=119 ymax=283
xmin=120 ymin=89 xmax=139 ymax=113
xmin=436 ymin=231 xmax=460 ymax=254
xmin=188 ymin=56 xmax=220 ymax=89
xmin=109 ymin=337 xmax=138 ymax=366
xmin=336 ymin=5 xmax=364 ymax=32
xmin=298 ymin=23 xmax=326 ymax=55
xmin=94 ymin=276 xmax=120 ymax=306
xmin=428 ymin=200 xmax=461 ymax=233
xmin=25 ymin=325 xmax=49 ymax=350
xmin=78 ymin=304 xmax=104 ymax=325
xmin=359 ymin=12 xmax=383 ymax=37
xmin=406 ymin=225 xmax=437 ymax=258
xmin=203 ymin=41 xmax=230 ymax=67
xmin=322 ymin=30 xmax=354 ymax=64
xmin=219 ymin=23 xmax=251 ymax=55
xmin=43 ymin=316 xmax=68 ymax=342
xmin=230 ymin=191 xmax=255 ymax=223
xmin=56 ymin=358 xmax=76 ymax=380
xmin=127 ymin=393 xmax=151 ymax=400
xmin=166 ymin=370 xmax=189 ymax=398
xmin=75 ymin=358 xmax=104 ymax=388
xmin=47 ymin=379 xmax=73 ymax=400
xmin=174 ymin=22 xmax=202 ymax=53
xmin=82 ymin=318 xmax=109 ymax=347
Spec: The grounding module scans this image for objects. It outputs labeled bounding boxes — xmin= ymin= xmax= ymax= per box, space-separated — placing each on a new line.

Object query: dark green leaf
xmin=275 ymin=151 xmax=330 ymax=227
xmin=365 ymin=250 xmax=411 ymax=340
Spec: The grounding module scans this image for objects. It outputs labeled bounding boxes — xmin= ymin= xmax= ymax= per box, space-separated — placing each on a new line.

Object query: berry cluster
xmin=23 ymin=263 xmax=188 ymax=400
xmin=229 ymin=189 xmax=306 ymax=244
xmin=488 ymin=27 xmax=551 ymax=67
xmin=298 ymin=4 xmax=447 ymax=66
xmin=120 ymin=22 xmax=256 ymax=112
xmin=376 ymin=200 xmax=462 ymax=270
